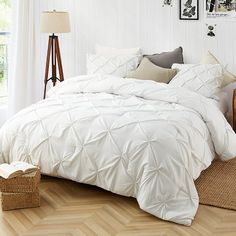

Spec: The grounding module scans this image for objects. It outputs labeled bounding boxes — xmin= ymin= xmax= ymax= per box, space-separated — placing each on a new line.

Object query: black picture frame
xmin=180 ymin=0 xmax=199 ymax=20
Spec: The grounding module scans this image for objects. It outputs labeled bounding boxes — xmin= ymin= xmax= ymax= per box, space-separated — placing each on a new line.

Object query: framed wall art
xmin=206 ymin=0 xmax=236 ymax=20
xmin=180 ymin=0 xmax=199 ymax=20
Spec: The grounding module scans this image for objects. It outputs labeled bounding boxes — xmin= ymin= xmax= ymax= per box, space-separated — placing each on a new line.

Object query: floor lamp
xmin=40 ymin=11 xmax=71 ymax=99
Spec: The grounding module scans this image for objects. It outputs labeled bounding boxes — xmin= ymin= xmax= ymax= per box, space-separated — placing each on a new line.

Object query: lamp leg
xmin=43 ymin=37 xmax=53 ymax=99
xmin=51 ymin=35 xmax=57 ymax=87
xmin=55 ymin=37 xmax=64 ymax=82
xmin=43 ymin=82 xmax=47 ymax=100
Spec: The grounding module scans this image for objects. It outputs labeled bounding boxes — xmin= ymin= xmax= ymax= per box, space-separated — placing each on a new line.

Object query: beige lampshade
xmin=40 ymin=11 xmax=71 ymax=33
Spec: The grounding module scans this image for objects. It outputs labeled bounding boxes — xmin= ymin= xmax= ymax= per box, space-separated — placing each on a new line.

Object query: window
xmin=0 ymin=0 xmax=11 ymax=106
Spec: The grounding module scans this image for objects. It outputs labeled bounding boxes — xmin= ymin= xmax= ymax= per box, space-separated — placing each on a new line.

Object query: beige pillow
xmin=127 ymin=58 xmax=177 ymax=83
xmin=201 ymin=51 xmax=236 ymax=87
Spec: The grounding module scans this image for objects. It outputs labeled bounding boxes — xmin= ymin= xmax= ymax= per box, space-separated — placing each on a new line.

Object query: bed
xmin=0 ymin=74 xmax=236 ymax=226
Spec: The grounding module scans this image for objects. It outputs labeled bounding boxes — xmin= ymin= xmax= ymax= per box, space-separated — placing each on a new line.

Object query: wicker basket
xmin=0 ymin=170 xmax=41 ymax=193
xmin=1 ymin=190 xmax=40 ymax=211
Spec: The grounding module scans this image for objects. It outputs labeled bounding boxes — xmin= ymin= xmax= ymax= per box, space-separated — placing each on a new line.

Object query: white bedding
xmin=0 ymin=75 xmax=236 ymax=226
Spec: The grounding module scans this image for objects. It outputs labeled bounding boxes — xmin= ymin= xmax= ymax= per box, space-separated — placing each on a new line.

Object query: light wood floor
xmin=0 ymin=176 xmax=236 ymax=236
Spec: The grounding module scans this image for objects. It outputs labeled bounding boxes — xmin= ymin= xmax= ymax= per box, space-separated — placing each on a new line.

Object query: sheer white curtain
xmin=8 ymin=0 xmax=43 ymax=117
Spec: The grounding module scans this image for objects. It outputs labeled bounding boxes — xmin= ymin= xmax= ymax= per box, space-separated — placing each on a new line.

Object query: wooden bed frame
xmin=233 ymin=89 xmax=236 ymax=132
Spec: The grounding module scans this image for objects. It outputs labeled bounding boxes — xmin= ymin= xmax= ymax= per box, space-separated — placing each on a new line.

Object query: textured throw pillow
xmin=170 ymin=64 xmax=223 ymax=98
xmin=201 ymin=51 xmax=236 ymax=87
xmin=87 ymin=54 xmax=141 ymax=77
xmin=127 ymin=58 xmax=177 ymax=83
xmin=95 ymin=45 xmax=141 ymax=55
xmin=144 ymin=47 xmax=184 ymax=69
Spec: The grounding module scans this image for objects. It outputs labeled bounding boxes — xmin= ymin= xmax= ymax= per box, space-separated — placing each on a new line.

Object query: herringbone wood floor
xmin=0 ymin=176 xmax=236 ymax=236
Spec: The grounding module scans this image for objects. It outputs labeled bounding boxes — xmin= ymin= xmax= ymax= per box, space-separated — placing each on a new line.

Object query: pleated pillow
xmin=170 ymin=64 xmax=223 ymax=98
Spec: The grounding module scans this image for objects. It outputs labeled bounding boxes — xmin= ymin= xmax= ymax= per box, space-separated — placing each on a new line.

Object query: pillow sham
xmin=217 ymin=82 xmax=236 ymax=126
xmin=212 ymin=91 xmax=228 ymax=115
xmin=127 ymin=58 xmax=177 ymax=83
xmin=201 ymin=51 xmax=236 ymax=87
xmin=170 ymin=64 xmax=223 ymax=98
xmin=87 ymin=54 xmax=141 ymax=77
xmin=95 ymin=45 xmax=141 ymax=55
xmin=144 ymin=47 xmax=184 ymax=69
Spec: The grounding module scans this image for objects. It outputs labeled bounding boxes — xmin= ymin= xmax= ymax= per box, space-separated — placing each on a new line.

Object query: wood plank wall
xmin=40 ymin=0 xmax=236 ymax=78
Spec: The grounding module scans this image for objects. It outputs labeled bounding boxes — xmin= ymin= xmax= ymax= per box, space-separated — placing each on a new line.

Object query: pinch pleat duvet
xmin=0 ymin=75 xmax=236 ymax=225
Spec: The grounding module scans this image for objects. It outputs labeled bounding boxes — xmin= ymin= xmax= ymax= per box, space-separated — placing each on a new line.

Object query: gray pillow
xmin=144 ymin=47 xmax=184 ymax=69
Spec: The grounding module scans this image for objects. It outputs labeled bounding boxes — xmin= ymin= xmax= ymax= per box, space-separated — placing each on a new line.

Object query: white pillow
xmin=87 ymin=54 xmax=141 ymax=77
xmin=95 ymin=45 xmax=141 ymax=55
xmin=170 ymin=64 xmax=223 ymax=98
xmin=201 ymin=51 xmax=236 ymax=87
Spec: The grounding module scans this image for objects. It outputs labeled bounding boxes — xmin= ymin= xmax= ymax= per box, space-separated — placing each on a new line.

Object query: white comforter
xmin=1 ymin=75 xmax=236 ymax=225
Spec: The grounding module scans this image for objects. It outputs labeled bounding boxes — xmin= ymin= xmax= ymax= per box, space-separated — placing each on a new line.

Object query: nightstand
xmin=233 ymin=89 xmax=236 ymax=132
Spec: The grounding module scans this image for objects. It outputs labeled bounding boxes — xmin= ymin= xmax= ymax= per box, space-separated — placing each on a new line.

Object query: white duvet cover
xmin=0 ymin=75 xmax=236 ymax=226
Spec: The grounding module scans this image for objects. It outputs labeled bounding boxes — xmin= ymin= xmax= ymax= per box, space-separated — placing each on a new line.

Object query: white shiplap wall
xmin=40 ymin=0 xmax=236 ymax=78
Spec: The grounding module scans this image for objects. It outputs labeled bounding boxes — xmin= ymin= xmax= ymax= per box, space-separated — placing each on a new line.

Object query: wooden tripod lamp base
xmin=40 ymin=10 xmax=71 ymax=99
xmin=43 ymin=34 xmax=64 ymax=99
